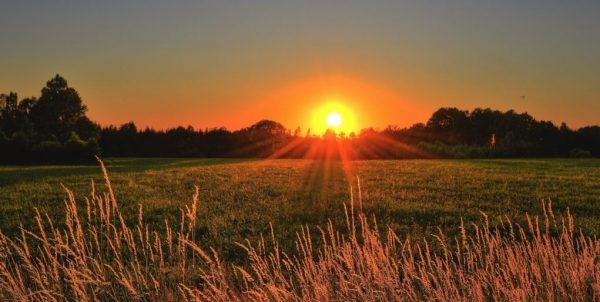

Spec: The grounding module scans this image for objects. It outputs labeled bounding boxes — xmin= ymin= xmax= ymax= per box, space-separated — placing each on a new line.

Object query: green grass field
xmin=1 ymin=158 xmax=599 ymax=260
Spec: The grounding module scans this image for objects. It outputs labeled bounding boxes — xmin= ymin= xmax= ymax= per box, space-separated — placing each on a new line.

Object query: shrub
xmin=63 ymin=131 xmax=97 ymax=162
xmin=32 ymin=140 xmax=64 ymax=162
xmin=418 ymin=141 xmax=490 ymax=158
xmin=569 ymin=148 xmax=592 ymax=158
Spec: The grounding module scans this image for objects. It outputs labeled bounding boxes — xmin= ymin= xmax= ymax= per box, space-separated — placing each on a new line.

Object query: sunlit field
xmin=1 ymin=158 xmax=600 ymax=300
xmin=4 ymin=0 xmax=600 ymax=299
xmin=2 ymin=158 xmax=600 ymax=253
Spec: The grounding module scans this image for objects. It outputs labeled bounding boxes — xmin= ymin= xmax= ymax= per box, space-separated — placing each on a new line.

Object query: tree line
xmin=1 ymin=75 xmax=100 ymax=163
xmin=1 ymin=75 xmax=599 ymax=163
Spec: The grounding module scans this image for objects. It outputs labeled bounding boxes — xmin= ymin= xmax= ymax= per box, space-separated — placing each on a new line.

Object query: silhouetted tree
xmin=0 ymin=93 xmax=37 ymax=137
xmin=3 ymin=75 xmax=600 ymax=162
xmin=0 ymin=75 xmax=99 ymax=163
xmin=426 ymin=107 xmax=471 ymax=144
xmin=29 ymin=75 xmax=94 ymax=142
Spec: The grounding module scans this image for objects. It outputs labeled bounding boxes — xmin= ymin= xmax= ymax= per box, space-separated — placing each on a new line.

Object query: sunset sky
xmin=1 ymin=1 xmax=599 ymax=133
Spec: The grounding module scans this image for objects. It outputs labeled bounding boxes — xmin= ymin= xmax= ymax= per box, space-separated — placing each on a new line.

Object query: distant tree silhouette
xmin=426 ymin=107 xmax=471 ymax=144
xmin=247 ymin=120 xmax=287 ymax=136
xmin=0 ymin=75 xmax=99 ymax=163
xmin=2 ymin=75 xmax=600 ymax=163
xmin=29 ymin=75 xmax=94 ymax=142
xmin=323 ymin=129 xmax=337 ymax=140
xmin=0 ymin=93 xmax=33 ymax=137
xmin=576 ymin=126 xmax=600 ymax=157
xmin=79 ymin=107 xmax=600 ymax=160
xmin=0 ymin=92 xmax=17 ymax=111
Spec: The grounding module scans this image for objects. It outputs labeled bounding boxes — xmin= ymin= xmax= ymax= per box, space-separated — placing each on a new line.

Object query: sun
xmin=326 ymin=112 xmax=342 ymax=128
xmin=312 ymin=100 xmax=357 ymax=135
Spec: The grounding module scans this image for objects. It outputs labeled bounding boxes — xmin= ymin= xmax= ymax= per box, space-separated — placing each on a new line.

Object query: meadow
xmin=1 ymin=158 xmax=599 ymax=258
xmin=1 ymin=158 xmax=600 ymax=301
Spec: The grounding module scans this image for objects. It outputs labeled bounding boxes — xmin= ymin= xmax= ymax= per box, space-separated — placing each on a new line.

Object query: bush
xmin=32 ymin=140 xmax=64 ymax=162
xmin=418 ymin=141 xmax=490 ymax=158
xmin=569 ymin=148 xmax=591 ymax=158
xmin=63 ymin=131 xmax=97 ymax=162
xmin=85 ymin=138 xmax=100 ymax=157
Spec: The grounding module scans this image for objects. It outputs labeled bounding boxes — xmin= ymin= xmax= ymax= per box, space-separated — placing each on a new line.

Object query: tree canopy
xmin=1 ymin=76 xmax=599 ymax=163
xmin=0 ymin=75 xmax=99 ymax=163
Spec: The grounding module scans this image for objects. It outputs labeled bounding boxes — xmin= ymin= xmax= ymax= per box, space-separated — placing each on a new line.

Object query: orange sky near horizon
xmin=244 ymin=75 xmax=425 ymax=135
xmin=5 ymin=70 xmax=599 ymax=135
xmin=1 ymin=1 xmax=599 ymax=132
xmin=14 ymin=71 xmax=431 ymax=134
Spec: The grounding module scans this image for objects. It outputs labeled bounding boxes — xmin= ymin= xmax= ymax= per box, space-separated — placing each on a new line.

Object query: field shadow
xmin=0 ymin=158 xmax=257 ymax=186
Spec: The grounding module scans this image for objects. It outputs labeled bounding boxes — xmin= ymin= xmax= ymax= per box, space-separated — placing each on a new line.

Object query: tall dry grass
xmin=0 ymin=159 xmax=598 ymax=301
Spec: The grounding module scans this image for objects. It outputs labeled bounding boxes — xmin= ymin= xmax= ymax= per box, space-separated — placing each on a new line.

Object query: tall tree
xmin=426 ymin=107 xmax=471 ymax=144
xmin=0 ymin=92 xmax=18 ymax=113
xmin=0 ymin=93 xmax=36 ymax=137
xmin=29 ymin=75 xmax=89 ymax=141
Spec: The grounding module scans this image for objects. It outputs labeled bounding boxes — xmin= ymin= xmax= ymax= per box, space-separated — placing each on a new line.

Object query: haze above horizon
xmin=1 ymin=1 xmax=599 ymax=131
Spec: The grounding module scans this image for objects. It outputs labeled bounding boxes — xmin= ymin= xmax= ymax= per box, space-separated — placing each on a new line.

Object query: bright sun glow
xmin=312 ymin=100 xmax=357 ymax=135
xmin=326 ymin=112 xmax=342 ymax=128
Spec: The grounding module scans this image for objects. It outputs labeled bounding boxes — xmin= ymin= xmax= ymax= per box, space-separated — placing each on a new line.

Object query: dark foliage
xmin=0 ymin=75 xmax=100 ymax=164
xmin=2 ymin=77 xmax=599 ymax=163
xmin=97 ymin=107 xmax=600 ymax=160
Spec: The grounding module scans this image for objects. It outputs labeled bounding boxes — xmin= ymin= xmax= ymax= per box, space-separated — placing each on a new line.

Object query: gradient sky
xmin=1 ymin=1 xmax=599 ymax=132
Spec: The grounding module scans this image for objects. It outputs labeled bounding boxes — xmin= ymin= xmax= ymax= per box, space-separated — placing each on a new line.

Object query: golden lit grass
xmin=0 ymin=159 xmax=598 ymax=301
